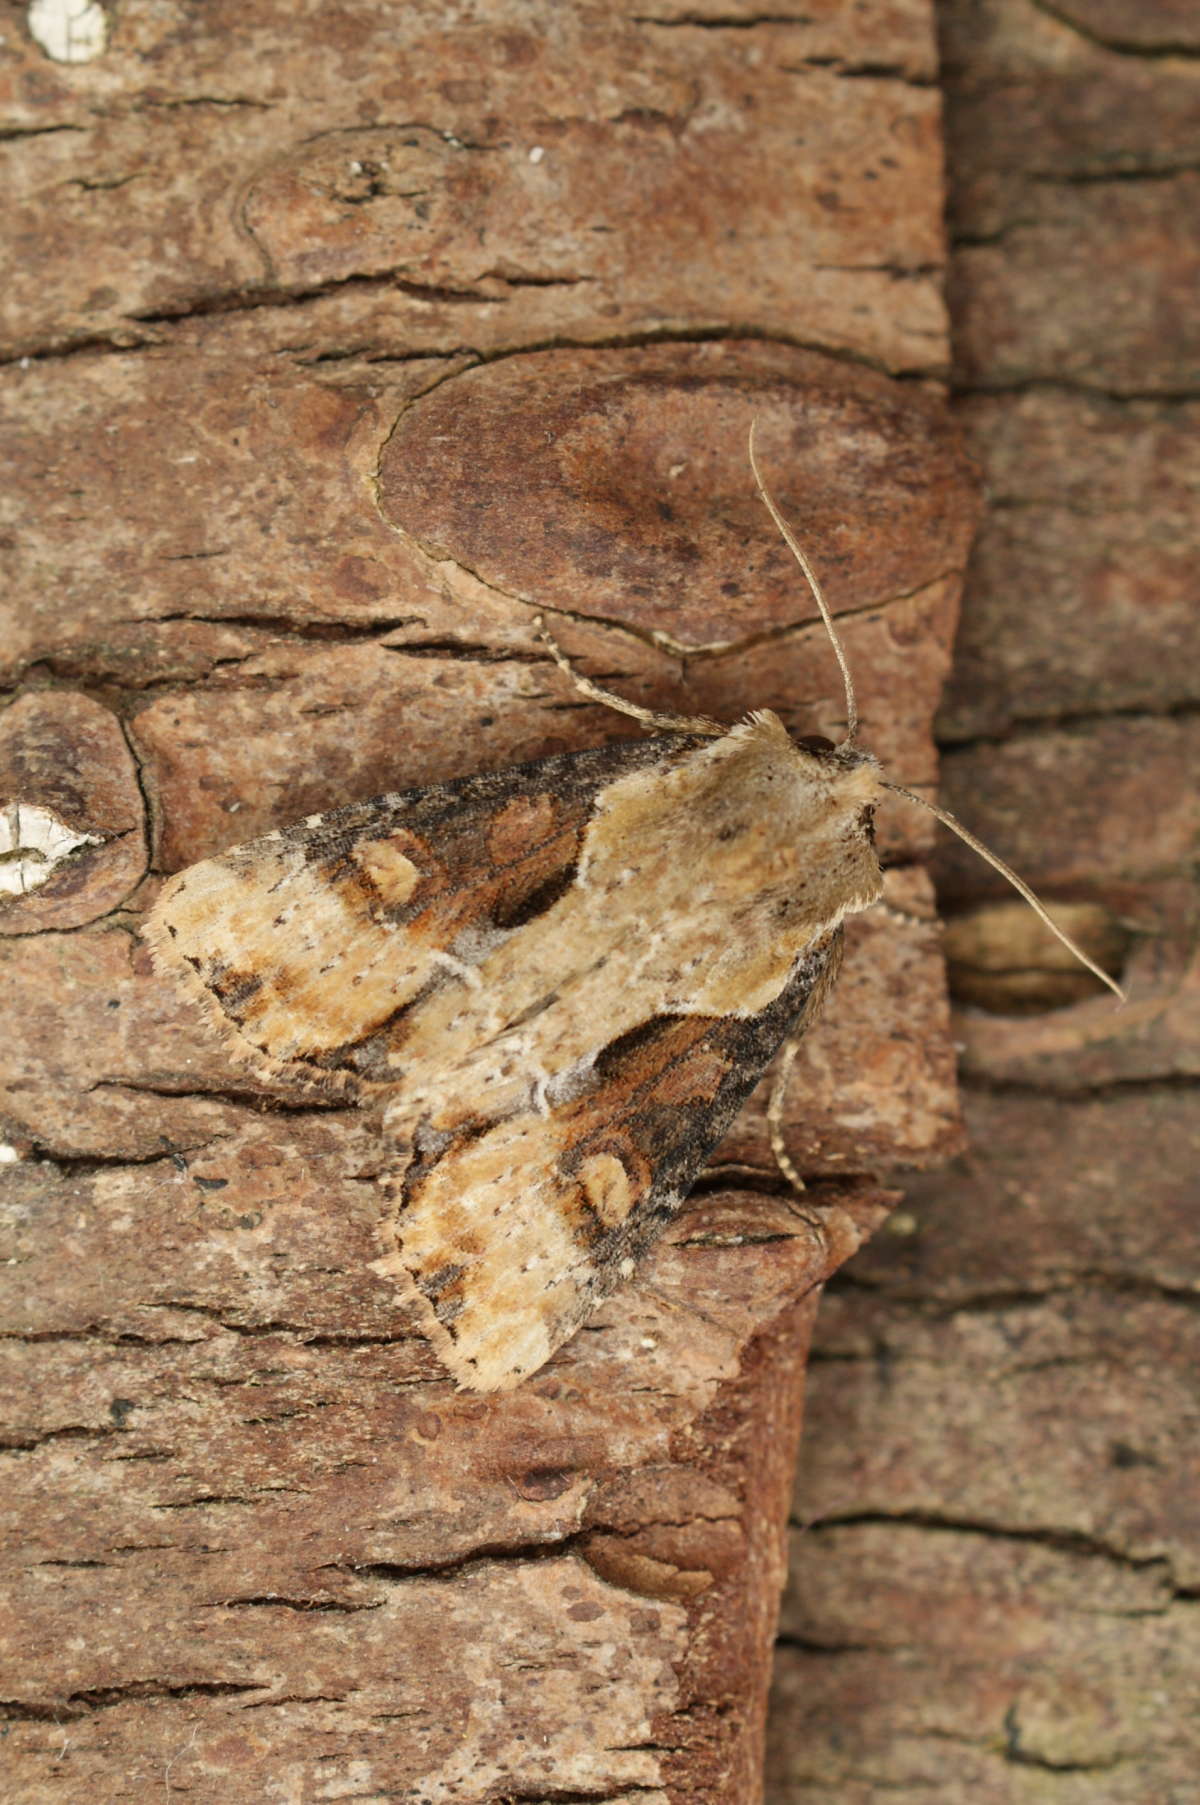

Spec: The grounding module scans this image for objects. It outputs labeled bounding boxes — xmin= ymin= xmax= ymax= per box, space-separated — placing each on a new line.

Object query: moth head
xmin=700 ymin=711 xmax=884 ymax=921
xmin=793 ymin=737 xmax=885 ymax=910
xmin=787 ymin=726 xmax=882 ymax=830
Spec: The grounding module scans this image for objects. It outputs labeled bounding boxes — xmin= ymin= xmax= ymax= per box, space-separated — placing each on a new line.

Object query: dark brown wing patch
xmin=145 ymin=736 xmax=698 ymax=1086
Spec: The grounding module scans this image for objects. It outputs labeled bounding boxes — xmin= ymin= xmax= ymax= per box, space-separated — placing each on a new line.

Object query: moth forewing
xmin=144 ymin=737 xmax=691 ymax=1088
xmin=369 ymin=715 xmax=886 ymax=1389
xmin=146 ymin=712 xmax=885 ymax=1391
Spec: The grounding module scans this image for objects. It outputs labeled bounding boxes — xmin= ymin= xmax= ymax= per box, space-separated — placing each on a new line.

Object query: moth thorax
xmin=776 ymin=744 xmax=885 ymax=915
xmin=771 ymin=743 xmax=880 ymax=843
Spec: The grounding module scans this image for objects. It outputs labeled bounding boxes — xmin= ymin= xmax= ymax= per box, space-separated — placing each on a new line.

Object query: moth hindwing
xmin=146 ymin=712 xmax=885 ymax=1389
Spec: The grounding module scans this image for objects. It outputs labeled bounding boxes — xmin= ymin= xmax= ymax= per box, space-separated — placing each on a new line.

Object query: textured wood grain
xmin=767 ymin=2 xmax=1200 ymax=1798
xmin=0 ymin=2 xmax=967 ymax=1798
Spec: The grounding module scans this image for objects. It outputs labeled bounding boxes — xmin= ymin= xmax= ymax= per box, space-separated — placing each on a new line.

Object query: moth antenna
xmin=884 ymin=780 xmax=1127 ymax=1002
xmin=533 ymin=613 xmax=723 ymax=738
xmin=748 ymin=421 xmax=859 ymax=745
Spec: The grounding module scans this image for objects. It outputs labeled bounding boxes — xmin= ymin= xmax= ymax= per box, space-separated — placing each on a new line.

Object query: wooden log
xmin=0 ymin=2 xmax=969 ymax=1797
xmin=767 ymin=1 xmax=1200 ymax=1798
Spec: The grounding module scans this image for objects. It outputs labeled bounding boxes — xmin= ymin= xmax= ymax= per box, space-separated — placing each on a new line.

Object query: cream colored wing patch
xmin=144 ymin=828 xmax=446 ymax=1079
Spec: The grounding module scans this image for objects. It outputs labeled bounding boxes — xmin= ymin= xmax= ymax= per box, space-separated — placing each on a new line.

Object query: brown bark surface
xmin=1 ymin=4 xmax=971 ymax=1801
xmin=767 ymin=3 xmax=1200 ymax=1800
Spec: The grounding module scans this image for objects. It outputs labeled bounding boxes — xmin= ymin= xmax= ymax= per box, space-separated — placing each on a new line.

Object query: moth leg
xmin=533 ymin=613 xmax=723 ymax=737
xmin=766 ymin=1031 xmax=807 ymax=1194
xmin=765 ymin=1040 xmax=834 ymax=1232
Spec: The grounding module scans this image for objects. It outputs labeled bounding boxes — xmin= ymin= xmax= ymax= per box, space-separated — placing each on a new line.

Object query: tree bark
xmin=0 ymin=3 xmax=972 ymax=1799
xmin=768 ymin=1 xmax=1200 ymax=1798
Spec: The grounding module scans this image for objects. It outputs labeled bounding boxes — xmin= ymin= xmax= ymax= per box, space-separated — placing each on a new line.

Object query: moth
xmin=145 ymin=437 xmax=1120 ymax=1390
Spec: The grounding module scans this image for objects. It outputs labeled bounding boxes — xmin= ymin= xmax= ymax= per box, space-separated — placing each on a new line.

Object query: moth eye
xmin=795 ymin=734 xmax=836 ymax=756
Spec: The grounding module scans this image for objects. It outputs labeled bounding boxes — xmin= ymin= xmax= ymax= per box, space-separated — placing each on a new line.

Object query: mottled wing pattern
xmin=144 ymin=735 xmax=698 ymax=1092
xmin=385 ymin=929 xmax=842 ymax=1389
xmin=148 ymin=716 xmax=882 ymax=1391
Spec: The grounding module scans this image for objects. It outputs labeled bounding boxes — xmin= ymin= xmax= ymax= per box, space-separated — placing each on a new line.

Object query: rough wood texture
xmin=1 ymin=3 xmax=972 ymax=1800
xmin=767 ymin=2 xmax=1200 ymax=1798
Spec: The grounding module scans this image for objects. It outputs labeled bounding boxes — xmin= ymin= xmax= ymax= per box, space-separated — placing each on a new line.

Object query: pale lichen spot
xmin=0 ymin=803 xmax=101 ymax=897
xmin=27 ymin=0 xmax=108 ymax=62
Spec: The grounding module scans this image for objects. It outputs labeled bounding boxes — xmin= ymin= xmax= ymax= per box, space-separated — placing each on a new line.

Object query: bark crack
xmin=938 ymin=694 xmax=1200 ymax=749
xmin=1028 ymin=0 xmax=1200 ymax=59
xmin=801 ymin=1510 xmax=1182 ymax=1586
xmin=3 ymin=1680 xmax=258 ymax=1722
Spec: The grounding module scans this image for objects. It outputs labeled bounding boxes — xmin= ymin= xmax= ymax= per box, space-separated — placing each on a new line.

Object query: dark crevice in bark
xmin=4 ymin=1132 xmax=229 ymax=1176
xmin=3 ymin=303 xmax=932 ymax=381
xmin=121 ymin=609 xmax=424 ymax=638
xmin=149 ymin=1487 xmax=311 ymax=1511
xmin=86 ymin=1076 xmax=355 ymax=1114
xmin=632 ymin=11 xmax=822 ymax=26
xmin=2 ymin=1680 xmax=258 ymax=1722
xmin=484 ymin=1788 xmax=667 ymax=1804
xmin=1004 ymin=1701 xmax=1128 ymax=1772
xmin=1028 ymin=0 xmax=1200 ymax=60
xmin=380 ymin=640 xmax=550 ymax=666
xmin=956 ymin=1071 xmax=1200 ymax=1106
xmin=780 ymin=58 xmax=936 ymax=87
xmin=488 ymin=1789 xmax=667 ymax=1803
xmin=217 ymin=1593 xmax=382 ymax=1613
xmin=141 ymin=95 xmax=274 ymax=111
xmin=0 ymin=122 xmax=88 ymax=142
xmin=136 ymin=1301 xmax=420 ymax=1349
xmin=0 ymin=1423 xmax=122 ymax=1453
xmin=1030 ymin=162 xmax=1200 ymax=186
xmin=950 ymin=374 xmax=1200 ymax=405
xmin=949 ymin=222 xmax=1040 ymax=249
xmin=319 ymin=1534 xmax=590 ymax=1585
xmin=817 ymin=1268 xmax=1200 ymax=1330
xmin=812 ymin=260 xmax=945 ymax=278
xmin=0 ymin=1309 xmax=415 ymax=1351
xmin=0 ymin=332 xmax=155 ymax=367
xmin=471 ymin=319 xmax=918 ymax=376
xmin=938 ymin=693 xmax=1200 ymax=749
xmin=795 ymin=1509 xmax=1180 ymax=1578
xmin=773 ymin=1633 xmax=878 ymax=1654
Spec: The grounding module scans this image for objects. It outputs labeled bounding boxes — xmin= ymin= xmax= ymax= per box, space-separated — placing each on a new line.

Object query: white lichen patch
xmin=27 ymin=0 xmax=108 ymax=64
xmin=0 ymin=802 xmax=101 ymax=896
